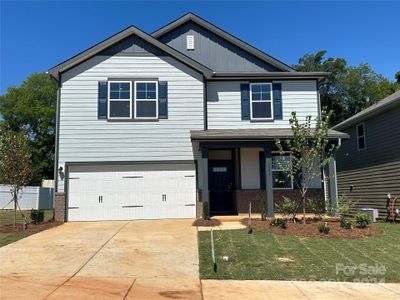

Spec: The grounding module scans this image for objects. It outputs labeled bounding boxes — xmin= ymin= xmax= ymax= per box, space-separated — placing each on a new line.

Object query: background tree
xmin=293 ymin=51 xmax=399 ymax=125
xmin=276 ymin=112 xmax=336 ymax=224
xmin=0 ymin=127 xmax=32 ymax=229
xmin=395 ymin=71 xmax=400 ymax=83
xmin=0 ymin=73 xmax=57 ymax=185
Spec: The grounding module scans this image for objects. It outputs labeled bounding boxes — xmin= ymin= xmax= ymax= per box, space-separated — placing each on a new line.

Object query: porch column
xmin=200 ymin=147 xmax=209 ymax=203
xmin=328 ymin=156 xmax=338 ymax=212
xmin=264 ymin=146 xmax=274 ymax=217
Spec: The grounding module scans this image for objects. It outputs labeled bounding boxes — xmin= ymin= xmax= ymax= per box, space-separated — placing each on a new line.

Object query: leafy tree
xmin=395 ymin=71 xmax=400 ymax=83
xmin=293 ymin=51 xmax=399 ymax=125
xmin=276 ymin=112 xmax=336 ymax=224
xmin=0 ymin=73 xmax=57 ymax=185
xmin=0 ymin=127 xmax=32 ymax=229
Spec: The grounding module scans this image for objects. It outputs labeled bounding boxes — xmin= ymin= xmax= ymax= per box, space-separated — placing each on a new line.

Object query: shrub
xmin=355 ymin=213 xmax=371 ymax=228
xmin=307 ymin=198 xmax=326 ymax=219
xmin=340 ymin=217 xmax=352 ymax=229
xmin=318 ymin=222 xmax=330 ymax=234
xmin=203 ymin=201 xmax=210 ymax=220
xmin=270 ymin=218 xmax=287 ymax=229
xmin=30 ymin=209 xmax=44 ymax=224
xmin=275 ymin=196 xmax=300 ymax=221
xmin=331 ymin=194 xmax=357 ymax=218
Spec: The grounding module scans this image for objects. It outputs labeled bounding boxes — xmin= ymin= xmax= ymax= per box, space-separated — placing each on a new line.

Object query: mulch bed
xmin=0 ymin=220 xmax=62 ymax=234
xmin=241 ymin=218 xmax=383 ymax=238
xmin=192 ymin=218 xmax=222 ymax=227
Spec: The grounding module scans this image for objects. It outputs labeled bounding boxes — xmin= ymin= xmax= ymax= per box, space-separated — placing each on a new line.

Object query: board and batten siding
xmin=58 ymin=54 xmax=204 ymax=192
xmin=207 ymin=80 xmax=319 ymax=129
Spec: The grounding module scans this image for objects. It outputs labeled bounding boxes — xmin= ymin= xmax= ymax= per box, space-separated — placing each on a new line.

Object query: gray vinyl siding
xmin=337 ymin=160 xmax=400 ymax=218
xmin=207 ymin=80 xmax=319 ymax=129
xmin=336 ymin=104 xmax=400 ymax=217
xmin=58 ymin=54 xmax=204 ymax=192
xmin=158 ymin=21 xmax=281 ymax=73
xmin=336 ymin=105 xmax=400 ymax=171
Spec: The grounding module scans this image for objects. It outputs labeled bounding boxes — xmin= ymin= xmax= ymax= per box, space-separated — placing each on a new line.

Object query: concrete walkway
xmin=0 ymin=220 xmax=201 ymax=300
xmin=202 ymin=280 xmax=400 ymax=300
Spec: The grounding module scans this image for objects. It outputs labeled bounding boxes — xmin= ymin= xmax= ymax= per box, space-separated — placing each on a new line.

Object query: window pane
xmin=251 ymin=84 xmax=261 ymax=93
xmin=120 ymin=83 xmax=130 ymax=91
xmin=120 ymin=91 xmax=130 ymax=99
xmin=136 ymin=91 xmax=146 ymax=99
xmin=110 ymin=91 xmax=119 ymax=99
xmin=357 ymin=124 xmax=364 ymax=136
xmin=110 ymin=101 xmax=130 ymax=118
xmin=261 ymin=84 xmax=271 ymax=93
xmin=147 ymin=82 xmax=157 ymax=91
xmin=261 ymin=91 xmax=271 ymax=101
xmin=110 ymin=83 xmax=119 ymax=91
xmin=358 ymin=137 xmax=365 ymax=149
xmin=252 ymin=102 xmax=272 ymax=119
xmin=252 ymin=93 xmax=261 ymax=100
xmin=147 ymin=91 xmax=156 ymax=99
xmin=272 ymin=155 xmax=291 ymax=170
xmin=137 ymin=101 xmax=157 ymax=118
xmin=136 ymin=83 xmax=146 ymax=91
xmin=273 ymin=171 xmax=292 ymax=188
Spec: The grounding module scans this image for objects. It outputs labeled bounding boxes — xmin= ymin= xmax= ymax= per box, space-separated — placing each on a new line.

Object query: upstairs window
xmin=135 ymin=81 xmax=158 ymax=119
xmin=108 ymin=81 xmax=132 ymax=119
xmin=250 ymin=83 xmax=273 ymax=120
xmin=357 ymin=123 xmax=366 ymax=150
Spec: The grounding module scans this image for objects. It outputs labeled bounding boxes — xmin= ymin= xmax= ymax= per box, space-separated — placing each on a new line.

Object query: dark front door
xmin=208 ymin=160 xmax=234 ymax=215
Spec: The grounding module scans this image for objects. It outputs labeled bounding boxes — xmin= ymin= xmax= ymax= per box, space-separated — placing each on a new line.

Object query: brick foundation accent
xmin=235 ymin=189 xmax=325 ymax=214
xmin=54 ymin=192 xmax=66 ymax=222
xmin=196 ymin=190 xmax=203 ymax=219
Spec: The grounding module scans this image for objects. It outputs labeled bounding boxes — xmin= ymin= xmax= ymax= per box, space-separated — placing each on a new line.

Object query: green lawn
xmin=0 ymin=209 xmax=54 ymax=247
xmin=198 ymin=223 xmax=400 ymax=282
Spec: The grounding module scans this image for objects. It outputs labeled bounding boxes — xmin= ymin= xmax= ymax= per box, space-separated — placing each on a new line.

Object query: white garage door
xmin=67 ymin=164 xmax=196 ymax=221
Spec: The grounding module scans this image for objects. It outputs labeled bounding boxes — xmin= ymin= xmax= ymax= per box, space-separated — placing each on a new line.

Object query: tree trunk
xmin=302 ymin=195 xmax=306 ymax=225
xmin=13 ymin=193 xmax=17 ymax=230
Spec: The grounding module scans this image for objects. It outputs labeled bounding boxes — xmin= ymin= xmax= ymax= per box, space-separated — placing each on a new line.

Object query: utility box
xmin=359 ymin=208 xmax=379 ymax=222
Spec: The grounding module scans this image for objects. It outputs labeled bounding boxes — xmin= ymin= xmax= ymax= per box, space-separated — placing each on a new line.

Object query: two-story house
xmin=49 ymin=13 xmax=347 ymax=221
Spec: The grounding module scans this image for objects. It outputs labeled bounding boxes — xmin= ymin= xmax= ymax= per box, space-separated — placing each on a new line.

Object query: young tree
xmin=0 ymin=73 xmax=56 ymax=185
xmin=0 ymin=127 xmax=32 ymax=229
xmin=276 ymin=112 xmax=336 ymax=224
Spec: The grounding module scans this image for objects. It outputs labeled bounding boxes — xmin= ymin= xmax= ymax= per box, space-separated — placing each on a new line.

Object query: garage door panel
xmin=67 ymin=164 xmax=196 ymax=221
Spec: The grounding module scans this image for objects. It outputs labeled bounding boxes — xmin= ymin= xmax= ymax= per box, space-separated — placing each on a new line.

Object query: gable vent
xmin=186 ymin=35 xmax=194 ymax=50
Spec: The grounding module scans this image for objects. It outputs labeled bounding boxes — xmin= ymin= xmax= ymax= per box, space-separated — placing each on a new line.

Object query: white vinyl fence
xmin=0 ymin=185 xmax=53 ymax=210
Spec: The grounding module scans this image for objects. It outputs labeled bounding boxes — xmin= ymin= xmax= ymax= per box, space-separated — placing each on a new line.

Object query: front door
xmin=208 ymin=160 xmax=234 ymax=215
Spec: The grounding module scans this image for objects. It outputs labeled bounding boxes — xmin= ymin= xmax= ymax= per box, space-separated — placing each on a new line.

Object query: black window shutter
xmin=259 ymin=152 xmax=266 ymax=189
xmin=241 ymin=83 xmax=250 ymax=120
xmin=273 ymin=83 xmax=282 ymax=120
xmin=158 ymin=81 xmax=168 ymax=119
xmin=98 ymin=81 xmax=108 ymax=119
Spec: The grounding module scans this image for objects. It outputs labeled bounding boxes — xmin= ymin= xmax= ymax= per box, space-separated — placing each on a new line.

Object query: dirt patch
xmin=241 ymin=218 xmax=383 ymax=238
xmin=192 ymin=219 xmax=221 ymax=227
xmin=276 ymin=256 xmax=295 ymax=262
xmin=0 ymin=220 xmax=62 ymax=234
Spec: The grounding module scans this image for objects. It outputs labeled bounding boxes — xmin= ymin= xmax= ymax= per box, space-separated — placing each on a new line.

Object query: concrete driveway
xmin=0 ymin=220 xmax=201 ymax=300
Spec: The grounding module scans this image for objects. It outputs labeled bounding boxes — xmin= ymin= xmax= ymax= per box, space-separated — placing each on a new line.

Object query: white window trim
xmin=134 ymin=81 xmax=158 ymax=120
xmin=107 ymin=81 xmax=132 ymax=119
xmin=356 ymin=123 xmax=366 ymax=151
xmin=249 ymin=82 xmax=274 ymax=121
xmin=271 ymin=152 xmax=293 ymax=190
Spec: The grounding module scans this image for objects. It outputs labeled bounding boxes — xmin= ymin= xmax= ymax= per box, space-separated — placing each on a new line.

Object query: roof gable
xmin=48 ymin=25 xmax=213 ymax=81
xmin=152 ymin=13 xmax=294 ymax=73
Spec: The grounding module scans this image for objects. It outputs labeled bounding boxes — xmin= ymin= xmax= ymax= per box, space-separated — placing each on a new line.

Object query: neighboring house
xmin=334 ymin=91 xmax=400 ymax=218
xmin=49 ymin=13 xmax=347 ymax=222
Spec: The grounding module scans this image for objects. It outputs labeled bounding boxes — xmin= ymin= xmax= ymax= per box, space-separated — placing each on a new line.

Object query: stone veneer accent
xmin=235 ymin=189 xmax=325 ymax=214
xmin=54 ymin=192 xmax=66 ymax=222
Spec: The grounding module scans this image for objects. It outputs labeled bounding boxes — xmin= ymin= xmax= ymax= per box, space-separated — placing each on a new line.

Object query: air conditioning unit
xmin=359 ymin=208 xmax=379 ymax=222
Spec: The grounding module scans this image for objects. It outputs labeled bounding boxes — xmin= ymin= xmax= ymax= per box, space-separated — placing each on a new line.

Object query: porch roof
xmin=190 ymin=128 xmax=349 ymax=141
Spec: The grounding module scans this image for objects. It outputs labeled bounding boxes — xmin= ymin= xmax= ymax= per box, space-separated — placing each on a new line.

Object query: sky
xmin=1 ymin=1 xmax=399 ymax=94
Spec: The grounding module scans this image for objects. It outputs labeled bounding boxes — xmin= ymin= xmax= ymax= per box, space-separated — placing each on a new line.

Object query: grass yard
xmin=0 ymin=209 xmax=56 ymax=247
xmin=198 ymin=223 xmax=400 ymax=282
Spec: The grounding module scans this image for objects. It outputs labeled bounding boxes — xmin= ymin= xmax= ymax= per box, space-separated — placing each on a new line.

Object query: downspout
xmin=51 ymin=73 xmax=62 ymax=216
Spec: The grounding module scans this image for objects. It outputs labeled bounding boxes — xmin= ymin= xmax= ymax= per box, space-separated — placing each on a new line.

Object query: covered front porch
xmin=191 ymin=129 xmax=347 ymax=218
